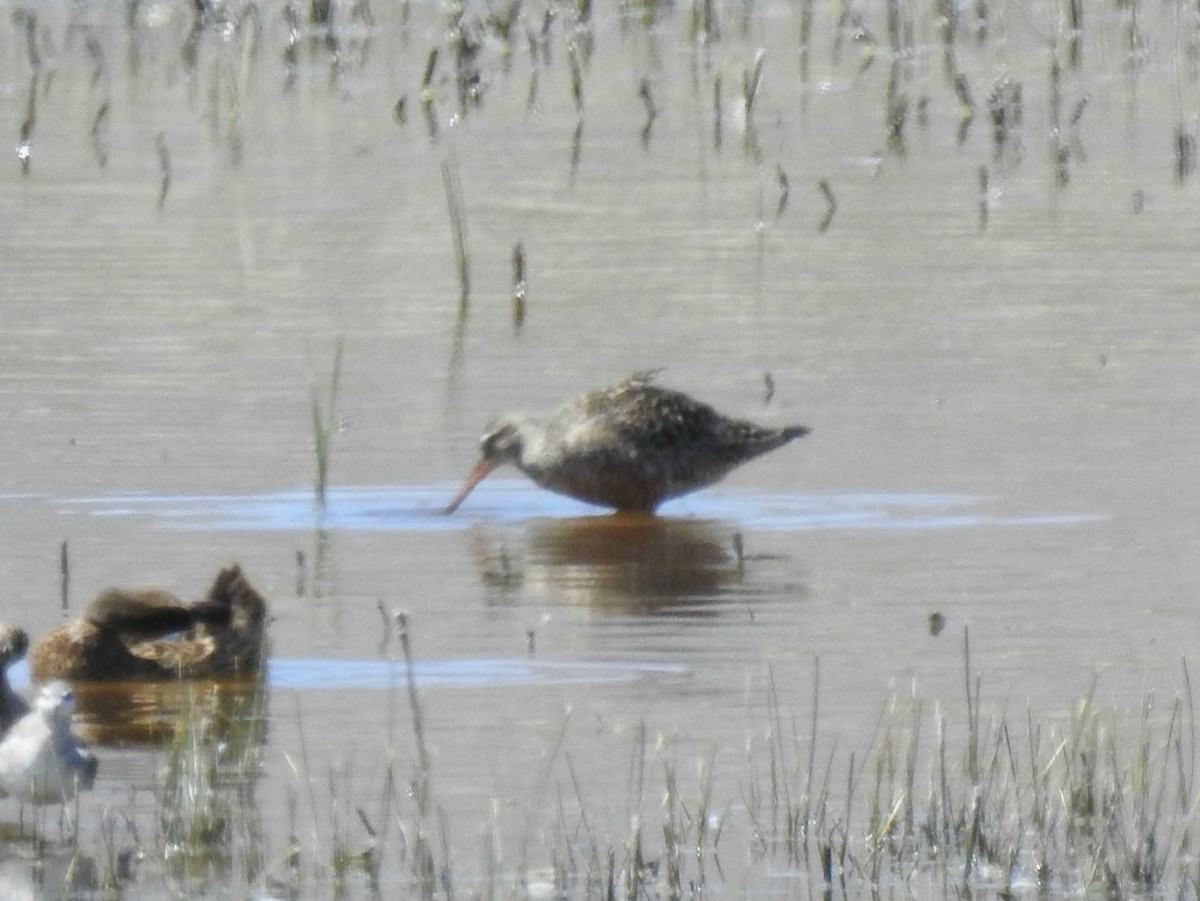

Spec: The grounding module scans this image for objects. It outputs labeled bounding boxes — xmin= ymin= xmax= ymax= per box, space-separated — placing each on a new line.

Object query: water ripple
xmin=6 ymin=657 xmax=688 ymax=691
xmin=50 ymin=483 xmax=1103 ymax=532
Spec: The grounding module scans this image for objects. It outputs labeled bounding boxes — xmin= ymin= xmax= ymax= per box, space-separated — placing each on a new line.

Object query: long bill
xmin=443 ymin=459 xmax=495 ymax=514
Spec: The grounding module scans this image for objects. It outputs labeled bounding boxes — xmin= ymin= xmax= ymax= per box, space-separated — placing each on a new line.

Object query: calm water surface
xmin=2 ymin=0 xmax=1200 ymax=895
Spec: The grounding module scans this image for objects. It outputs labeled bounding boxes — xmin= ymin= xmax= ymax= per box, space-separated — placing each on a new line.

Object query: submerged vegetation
xmin=282 ymin=643 xmax=1200 ymax=897
xmin=5 ymin=0 xmax=1196 ymax=224
xmin=6 ymin=626 xmax=1200 ymax=898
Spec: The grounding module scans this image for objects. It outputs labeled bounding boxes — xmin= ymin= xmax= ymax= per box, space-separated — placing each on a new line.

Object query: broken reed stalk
xmin=817 ymin=179 xmax=836 ymax=232
xmin=309 ymin=335 xmax=344 ymax=508
xmin=83 ymin=26 xmax=105 ymax=85
xmin=567 ymin=43 xmax=584 ymax=116
xmin=91 ymin=100 xmax=110 ymax=167
xmin=441 ymin=150 xmax=470 ymax=313
xmin=19 ymin=9 xmax=39 ymax=71
xmin=421 ymin=43 xmax=438 ymax=90
xmin=156 ymin=132 xmax=171 ymax=209
xmin=511 ymin=241 xmax=526 ymax=327
xmin=978 ymin=165 xmax=989 ymax=231
xmin=14 ymin=12 xmax=37 ymax=175
xmin=1175 ymin=125 xmax=1196 ymax=184
xmin=712 ymin=74 xmax=722 ymax=150
xmin=690 ymin=0 xmax=719 ymax=45
xmin=637 ymin=78 xmax=655 ymax=121
xmin=524 ymin=66 xmax=539 ymax=110
xmin=420 ymin=47 xmax=439 ymax=138
xmin=954 ymin=73 xmax=974 ymax=122
xmin=59 ymin=540 xmax=69 ymax=610
xmin=568 ymin=119 xmax=583 ymax=184
xmin=742 ymin=48 xmax=765 ymax=120
xmin=1065 ymin=0 xmax=1082 ymax=69
xmin=638 ymin=77 xmax=655 ymax=144
xmin=885 ymin=60 xmax=906 ymax=155
xmin=798 ymin=0 xmax=814 ymax=94
xmin=1047 ymin=51 xmax=1070 ymax=187
xmin=19 ymin=75 xmax=36 ymax=176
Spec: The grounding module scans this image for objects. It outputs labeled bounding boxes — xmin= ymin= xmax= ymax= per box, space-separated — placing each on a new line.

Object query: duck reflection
xmin=68 ymin=676 xmax=266 ymax=748
xmin=477 ymin=516 xmax=752 ymax=614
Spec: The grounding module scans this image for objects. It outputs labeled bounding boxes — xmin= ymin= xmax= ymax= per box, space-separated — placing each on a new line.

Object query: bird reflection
xmin=68 ymin=676 xmax=266 ymax=748
xmin=474 ymin=516 xmax=751 ymax=614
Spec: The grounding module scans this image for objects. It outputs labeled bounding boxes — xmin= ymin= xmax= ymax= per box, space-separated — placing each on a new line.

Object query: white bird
xmin=0 ymin=681 xmax=97 ymax=804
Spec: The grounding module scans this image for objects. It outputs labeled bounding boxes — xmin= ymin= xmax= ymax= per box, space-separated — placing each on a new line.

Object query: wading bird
xmin=445 ymin=372 xmax=809 ymax=514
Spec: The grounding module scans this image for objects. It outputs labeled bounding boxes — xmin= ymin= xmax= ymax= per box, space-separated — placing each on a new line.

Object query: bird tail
xmin=206 ymin=565 xmax=267 ymax=622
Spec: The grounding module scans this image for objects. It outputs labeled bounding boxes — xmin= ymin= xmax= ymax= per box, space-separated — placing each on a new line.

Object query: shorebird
xmin=0 ymin=681 xmax=97 ymax=804
xmin=445 ymin=372 xmax=810 ymax=514
xmin=30 ymin=565 xmax=267 ymax=682
xmin=0 ymin=626 xmax=30 ymax=735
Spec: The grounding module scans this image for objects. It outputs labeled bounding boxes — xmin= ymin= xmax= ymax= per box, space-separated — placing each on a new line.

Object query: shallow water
xmin=2 ymin=0 xmax=1200 ymax=895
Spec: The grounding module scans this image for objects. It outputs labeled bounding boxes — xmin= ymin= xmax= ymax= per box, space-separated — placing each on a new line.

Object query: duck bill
xmin=443 ymin=459 xmax=495 ymax=514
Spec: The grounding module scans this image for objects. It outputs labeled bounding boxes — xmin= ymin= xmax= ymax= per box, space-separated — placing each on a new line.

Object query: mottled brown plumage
xmin=30 ymin=565 xmax=267 ymax=682
xmin=445 ymin=372 xmax=810 ymax=513
xmin=86 ymin=587 xmax=232 ymax=642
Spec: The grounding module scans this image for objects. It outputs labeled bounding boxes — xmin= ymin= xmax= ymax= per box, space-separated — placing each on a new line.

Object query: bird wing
xmin=539 ymin=386 xmax=727 ymax=508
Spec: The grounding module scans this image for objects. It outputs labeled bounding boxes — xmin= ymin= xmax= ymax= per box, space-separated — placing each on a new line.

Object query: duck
xmin=445 ymin=371 xmax=810 ymax=514
xmin=0 ymin=681 xmax=97 ymax=804
xmin=29 ymin=565 xmax=267 ymax=682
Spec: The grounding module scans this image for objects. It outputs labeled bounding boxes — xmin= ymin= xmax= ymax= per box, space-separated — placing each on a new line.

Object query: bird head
xmin=444 ymin=417 xmax=528 ymax=514
xmin=479 ymin=418 xmax=525 ymax=466
xmin=36 ymin=681 xmax=75 ymax=721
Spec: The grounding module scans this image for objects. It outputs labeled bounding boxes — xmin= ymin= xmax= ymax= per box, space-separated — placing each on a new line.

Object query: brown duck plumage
xmin=30 ymin=565 xmax=267 ymax=682
xmin=445 ymin=371 xmax=810 ymax=514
